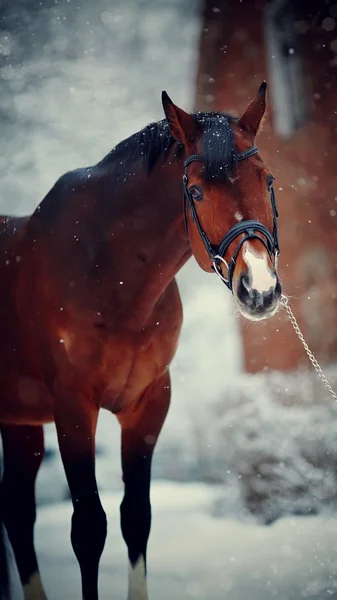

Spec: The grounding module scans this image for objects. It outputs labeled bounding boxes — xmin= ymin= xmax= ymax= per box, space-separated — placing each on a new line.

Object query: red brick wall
xmin=195 ymin=0 xmax=337 ymax=373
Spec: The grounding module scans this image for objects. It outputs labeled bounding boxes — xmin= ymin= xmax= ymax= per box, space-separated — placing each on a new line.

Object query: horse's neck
xmin=103 ymin=160 xmax=191 ymax=324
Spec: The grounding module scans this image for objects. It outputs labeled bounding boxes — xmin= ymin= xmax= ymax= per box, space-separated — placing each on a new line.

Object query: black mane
xmin=99 ymin=111 xmax=238 ymax=181
xmin=34 ymin=111 xmax=238 ymax=227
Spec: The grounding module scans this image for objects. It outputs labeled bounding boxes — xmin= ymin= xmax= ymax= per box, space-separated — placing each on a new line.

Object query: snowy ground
xmin=35 ymin=481 xmax=337 ymax=600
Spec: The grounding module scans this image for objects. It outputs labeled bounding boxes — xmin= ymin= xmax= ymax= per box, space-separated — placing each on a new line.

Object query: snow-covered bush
xmin=188 ymin=368 xmax=337 ymax=524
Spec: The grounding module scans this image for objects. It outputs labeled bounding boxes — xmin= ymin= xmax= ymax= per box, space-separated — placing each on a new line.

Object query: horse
xmin=0 ymin=82 xmax=282 ymax=600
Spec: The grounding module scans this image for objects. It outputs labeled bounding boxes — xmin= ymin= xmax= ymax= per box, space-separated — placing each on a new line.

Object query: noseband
xmin=182 ymin=146 xmax=280 ymax=292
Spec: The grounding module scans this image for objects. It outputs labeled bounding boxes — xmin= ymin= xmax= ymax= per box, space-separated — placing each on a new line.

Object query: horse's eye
xmin=189 ymin=185 xmax=203 ymax=201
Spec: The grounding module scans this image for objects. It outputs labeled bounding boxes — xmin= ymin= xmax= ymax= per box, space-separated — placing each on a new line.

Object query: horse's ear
xmin=238 ymin=81 xmax=267 ymax=138
xmin=161 ymin=91 xmax=199 ymax=147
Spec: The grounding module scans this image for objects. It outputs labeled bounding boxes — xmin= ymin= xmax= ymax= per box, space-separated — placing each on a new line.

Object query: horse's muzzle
xmin=235 ymin=272 xmax=282 ymax=321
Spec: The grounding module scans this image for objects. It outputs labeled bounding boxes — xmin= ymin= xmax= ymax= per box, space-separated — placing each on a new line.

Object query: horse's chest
xmin=100 ymin=321 xmax=180 ymax=410
xmin=54 ymin=281 xmax=183 ymax=410
xmin=57 ymin=314 xmax=180 ymax=411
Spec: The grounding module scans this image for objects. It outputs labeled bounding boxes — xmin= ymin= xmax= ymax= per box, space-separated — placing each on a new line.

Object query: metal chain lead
xmin=280 ymin=295 xmax=337 ymax=402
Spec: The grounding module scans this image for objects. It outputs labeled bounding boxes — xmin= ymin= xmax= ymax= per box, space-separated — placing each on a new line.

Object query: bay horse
xmin=0 ymin=82 xmax=282 ymax=600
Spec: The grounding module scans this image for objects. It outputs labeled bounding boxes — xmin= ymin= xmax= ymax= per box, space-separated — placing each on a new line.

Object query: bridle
xmin=182 ymin=146 xmax=280 ymax=292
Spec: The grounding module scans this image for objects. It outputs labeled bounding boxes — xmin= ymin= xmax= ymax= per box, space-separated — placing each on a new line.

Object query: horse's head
xmin=162 ymin=83 xmax=281 ymax=322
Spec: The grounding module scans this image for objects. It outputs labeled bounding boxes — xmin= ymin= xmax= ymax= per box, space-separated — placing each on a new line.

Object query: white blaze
xmin=243 ymin=242 xmax=276 ymax=293
xmin=127 ymin=556 xmax=148 ymax=600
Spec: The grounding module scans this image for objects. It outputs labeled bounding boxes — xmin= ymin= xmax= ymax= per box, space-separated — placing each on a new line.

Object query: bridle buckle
xmin=212 ymin=254 xmax=231 ymax=287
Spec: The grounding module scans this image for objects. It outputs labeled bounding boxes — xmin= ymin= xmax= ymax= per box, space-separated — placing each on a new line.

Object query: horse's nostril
xmin=240 ymin=272 xmax=251 ymax=290
xmin=237 ymin=273 xmax=250 ymax=303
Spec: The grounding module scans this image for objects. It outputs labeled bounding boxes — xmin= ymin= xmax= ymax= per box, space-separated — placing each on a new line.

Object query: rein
xmin=183 ymin=145 xmax=280 ymax=292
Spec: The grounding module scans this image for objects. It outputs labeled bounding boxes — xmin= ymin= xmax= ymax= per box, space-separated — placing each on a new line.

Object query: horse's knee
xmin=71 ymin=500 xmax=107 ymax=565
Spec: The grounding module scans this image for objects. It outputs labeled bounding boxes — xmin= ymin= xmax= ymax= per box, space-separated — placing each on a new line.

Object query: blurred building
xmin=195 ymin=0 xmax=337 ymax=373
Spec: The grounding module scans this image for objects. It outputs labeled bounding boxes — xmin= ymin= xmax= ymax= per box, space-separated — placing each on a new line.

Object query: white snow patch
xmin=34 ymin=481 xmax=337 ymax=600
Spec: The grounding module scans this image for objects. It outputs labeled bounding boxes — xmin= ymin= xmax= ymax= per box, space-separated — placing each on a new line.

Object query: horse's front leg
xmin=118 ymin=371 xmax=171 ymax=600
xmin=54 ymin=388 xmax=107 ymax=600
